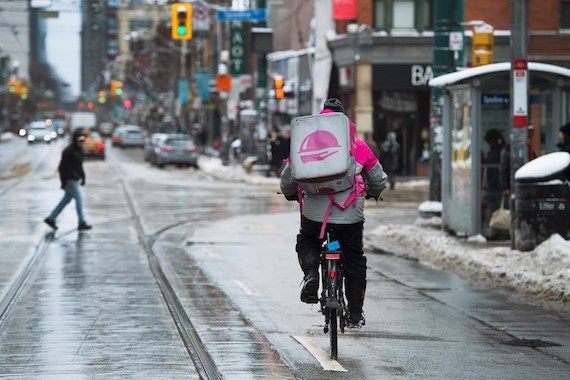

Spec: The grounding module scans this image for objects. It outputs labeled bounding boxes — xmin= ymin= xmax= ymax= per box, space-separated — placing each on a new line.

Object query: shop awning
xmin=429 ymin=62 xmax=570 ymax=87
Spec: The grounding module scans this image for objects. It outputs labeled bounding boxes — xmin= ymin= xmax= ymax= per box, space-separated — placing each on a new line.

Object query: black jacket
xmin=58 ymin=143 xmax=85 ymax=189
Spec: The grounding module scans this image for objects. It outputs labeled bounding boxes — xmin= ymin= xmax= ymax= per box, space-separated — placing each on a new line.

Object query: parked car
xmin=114 ymin=125 xmax=145 ymax=148
xmin=111 ymin=126 xmax=125 ymax=146
xmin=26 ymin=121 xmax=55 ymax=144
xmin=144 ymin=133 xmax=167 ymax=162
xmin=151 ymin=134 xmax=198 ymax=168
xmin=98 ymin=122 xmax=114 ymax=137
xmin=82 ymin=131 xmax=105 ymax=160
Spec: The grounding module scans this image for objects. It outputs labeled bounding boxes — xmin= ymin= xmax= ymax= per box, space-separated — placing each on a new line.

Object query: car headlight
xmin=19 ymin=129 xmax=26 ymax=136
xmin=28 ymin=135 xmax=35 ymax=141
xmin=50 ymin=132 xmax=57 ymax=139
xmin=44 ymin=135 xmax=51 ymax=141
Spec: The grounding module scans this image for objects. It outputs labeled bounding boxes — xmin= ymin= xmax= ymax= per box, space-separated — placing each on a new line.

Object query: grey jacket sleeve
xmin=361 ymin=162 xmax=388 ymax=196
xmin=280 ymin=162 xmax=298 ymax=197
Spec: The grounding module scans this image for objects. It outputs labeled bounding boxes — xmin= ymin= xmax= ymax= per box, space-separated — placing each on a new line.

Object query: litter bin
xmin=514 ymin=152 xmax=570 ymax=251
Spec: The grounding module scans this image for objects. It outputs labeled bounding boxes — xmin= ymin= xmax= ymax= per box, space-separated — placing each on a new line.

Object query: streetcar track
xmin=117 ymin=176 xmax=222 ymax=380
xmin=0 ymin=233 xmax=52 ymax=327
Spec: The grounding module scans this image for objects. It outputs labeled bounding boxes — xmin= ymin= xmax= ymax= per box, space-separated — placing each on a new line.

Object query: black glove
xmin=80 ymin=178 xmax=85 ymax=186
xmin=284 ymin=193 xmax=299 ymax=202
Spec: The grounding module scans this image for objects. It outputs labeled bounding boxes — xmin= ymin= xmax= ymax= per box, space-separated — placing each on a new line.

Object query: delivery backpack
xmin=290 ymin=112 xmax=364 ymax=238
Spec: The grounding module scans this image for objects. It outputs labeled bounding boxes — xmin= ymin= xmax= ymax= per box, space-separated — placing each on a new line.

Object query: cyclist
xmin=280 ymin=98 xmax=388 ymax=328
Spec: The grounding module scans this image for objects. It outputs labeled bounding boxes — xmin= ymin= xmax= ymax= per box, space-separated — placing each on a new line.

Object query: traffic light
xmin=274 ymin=75 xmax=284 ymax=100
xmin=171 ymin=3 xmax=192 ymax=40
xmin=472 ymin=24 xmax=494 ymax=67
xmin=97 ymin=91 xmax=106 ymax=104
xmin=110 ymin=80 xmax=123 ymax=96
xmin=8 ymin=79 xmax=22 ymax=95
xmin=122 ymin=98 xmax=133 ymax=109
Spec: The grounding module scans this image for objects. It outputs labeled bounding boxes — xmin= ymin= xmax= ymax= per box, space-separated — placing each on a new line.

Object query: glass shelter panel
xmin=448 ymin=87 xmax=473 ymax=234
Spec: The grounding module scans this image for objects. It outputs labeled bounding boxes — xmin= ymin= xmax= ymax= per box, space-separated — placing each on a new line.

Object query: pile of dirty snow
xmin=198 ymin=156 xmax=279 ymax=187
xmin=365 ymin=221 xmax=570 ymax=307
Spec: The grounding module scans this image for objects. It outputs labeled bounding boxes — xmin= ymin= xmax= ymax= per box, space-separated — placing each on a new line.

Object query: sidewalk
xmin=197 ymin=156 xmax=428 ymax=204
xmin=365 ymin=216 xmax=570 ymax=313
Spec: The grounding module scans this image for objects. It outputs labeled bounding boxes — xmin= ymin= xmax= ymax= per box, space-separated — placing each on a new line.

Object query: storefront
xmin=372 ymin=63 xmax=432 ymax=176
xmin=430 ymin=62 xmax=570 ymax=237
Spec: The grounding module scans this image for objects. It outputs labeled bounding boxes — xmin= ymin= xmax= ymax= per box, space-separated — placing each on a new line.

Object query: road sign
xmin=217 ymin=9 xmax=266 ymax=22
xmin=449 ymin=31 xmax=463 ymax=51
xmin=216 ymin=74 xmax=232 ymax=92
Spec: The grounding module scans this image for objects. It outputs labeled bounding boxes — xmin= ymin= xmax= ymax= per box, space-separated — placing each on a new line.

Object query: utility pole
xmin=510 ymin=0 xmax=529 ymax=248
xmin=430 ymin=0 xmax=463 ymax=201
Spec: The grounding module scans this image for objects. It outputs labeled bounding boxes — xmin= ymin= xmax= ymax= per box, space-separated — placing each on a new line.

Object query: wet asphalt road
xmin=0 ymin=138 xmax=568 ymax=378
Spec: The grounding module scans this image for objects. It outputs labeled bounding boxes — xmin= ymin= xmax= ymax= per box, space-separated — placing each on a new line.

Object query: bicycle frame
xmin=320 ymin=232 xmax=347 ymax=359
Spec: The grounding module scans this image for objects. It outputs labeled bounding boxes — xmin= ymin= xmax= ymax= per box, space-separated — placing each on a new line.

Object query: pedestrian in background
xmin=44 ymin=130 xmax=92 ymax=231
xmin=558 ymin=122 xmax=570 ymax=180
xmin=380 ymin=132 xmax=400 ymax=189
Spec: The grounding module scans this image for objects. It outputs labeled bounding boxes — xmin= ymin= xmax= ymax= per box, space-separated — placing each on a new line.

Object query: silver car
xmin=27 ymin=121 xmax=57 ymax=144
xmin=151 ymin=135 xmax=198 ymax=168
xmin=118 ymin=125 xmax=145 ymax=147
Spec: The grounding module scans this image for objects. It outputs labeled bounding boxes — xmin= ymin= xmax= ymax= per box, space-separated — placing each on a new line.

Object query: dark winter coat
xmin=58 ymin=143 xmax=85 ymax=189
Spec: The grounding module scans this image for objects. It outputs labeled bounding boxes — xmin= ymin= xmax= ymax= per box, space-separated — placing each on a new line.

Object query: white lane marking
xmin=293 ymin=336 xmax=348 ymax=372
xmin=233 ymin=279 xmax=261 ymax=296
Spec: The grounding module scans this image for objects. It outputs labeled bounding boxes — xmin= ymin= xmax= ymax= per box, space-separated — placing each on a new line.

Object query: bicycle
xmin=320 ymin=232 xmax=347 ymax=360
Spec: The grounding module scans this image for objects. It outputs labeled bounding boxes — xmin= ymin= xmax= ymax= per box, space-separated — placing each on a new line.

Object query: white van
xmin=70 ymin=112 xmax=97 ymax=130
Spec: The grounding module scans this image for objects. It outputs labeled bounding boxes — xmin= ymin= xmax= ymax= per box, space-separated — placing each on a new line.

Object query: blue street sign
xmin=217 ymin=9 xmax=266 ymax=22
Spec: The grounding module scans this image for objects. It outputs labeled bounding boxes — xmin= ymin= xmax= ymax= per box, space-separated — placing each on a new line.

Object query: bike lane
xmin=180 ymin=212 xmax=569 ymax=379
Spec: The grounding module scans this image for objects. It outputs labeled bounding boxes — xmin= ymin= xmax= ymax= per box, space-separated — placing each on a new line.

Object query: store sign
xmin=332 ymin=0 xmax=357 ymax=20
xmin=374 ymin=64 xmax=433 ymax=89
xmin=230 ymin=22 xmax=247 ymax=75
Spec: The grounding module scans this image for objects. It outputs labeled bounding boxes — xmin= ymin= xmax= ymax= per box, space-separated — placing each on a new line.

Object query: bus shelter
xmin=429 ymin=62 xmax=570 ymax=237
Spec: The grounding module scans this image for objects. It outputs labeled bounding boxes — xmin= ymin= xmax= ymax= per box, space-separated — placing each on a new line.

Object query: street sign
xmin=230 ymin=22 xmax=247 ymax=75
xmin=512 ymin=58 xmax=528 ymax=127
xmin=449 ymin=31 xmax=463 ymax=51
xmin=217 ymin=9 xmax=266 ymax=22
xmin=216 ymin=74 xmax=232 ymax=92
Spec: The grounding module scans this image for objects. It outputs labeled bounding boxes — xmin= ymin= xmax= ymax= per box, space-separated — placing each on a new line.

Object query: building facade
xmin=326 ymin=0 xmax=570 ymax=176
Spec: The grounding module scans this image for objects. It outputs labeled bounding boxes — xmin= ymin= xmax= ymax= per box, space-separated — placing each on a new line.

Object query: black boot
xmin=44 ymin=218 xmax=57 ymax=230
xmin=78 ymin=222 xmax=92 ymax=231
xmin=300 ymin=271 xmax=319 ymax=304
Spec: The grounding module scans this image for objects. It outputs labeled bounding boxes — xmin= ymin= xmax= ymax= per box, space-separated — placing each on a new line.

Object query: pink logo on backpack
xmin=298 ymin=130 xmax=341 ymax=163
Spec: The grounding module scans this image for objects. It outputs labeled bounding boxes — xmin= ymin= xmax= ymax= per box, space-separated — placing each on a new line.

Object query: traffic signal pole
xmin=430 ymin=0 xmax=464 ymax=201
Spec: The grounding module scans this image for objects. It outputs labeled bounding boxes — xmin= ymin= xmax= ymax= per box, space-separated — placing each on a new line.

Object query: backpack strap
xmin=318 ymin=186 xmax=363 ymax=239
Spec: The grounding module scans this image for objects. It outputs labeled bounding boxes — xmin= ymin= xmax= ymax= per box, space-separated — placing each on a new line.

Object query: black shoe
xmin=44 ymin=218 xmax=57 ymax=230
xmin=346 ymin=311 xmax=365 ymax=329
xmin=78 ymin=222 xmax=92 ymax=231
xmin=300 ymin=272 xmax=319 ymax=304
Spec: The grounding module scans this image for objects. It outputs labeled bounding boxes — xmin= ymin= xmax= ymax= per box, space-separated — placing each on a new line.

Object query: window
xmin=375 ymin=0 xmax=387 ymax=29
xmin=562 ymin=0 xmax=570 ymax=29
xmin=373 ymin=0 xmax=433 ymax=31
xmin=393 ymin=0 xmax=415 ymax=29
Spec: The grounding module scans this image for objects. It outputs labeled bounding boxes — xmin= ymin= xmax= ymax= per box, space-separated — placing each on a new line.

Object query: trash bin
xmin=514 ymin=152 xmax=570 ymax=251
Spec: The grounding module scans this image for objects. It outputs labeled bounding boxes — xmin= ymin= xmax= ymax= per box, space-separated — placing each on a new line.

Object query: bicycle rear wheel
xmin=329 ymin=307 xmax=338 ymax=360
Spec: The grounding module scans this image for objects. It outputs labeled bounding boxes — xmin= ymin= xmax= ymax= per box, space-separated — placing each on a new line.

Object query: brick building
xmin=326 ymin=0 xmax=570 ymax=176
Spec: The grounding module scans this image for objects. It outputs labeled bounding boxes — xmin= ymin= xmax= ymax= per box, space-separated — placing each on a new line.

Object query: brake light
xmin=328 ymin=270 xmax=337 ymax=279
xmin=186 ymin=145 xmax=196 ymax=152
xmin=161 ymin=145 xmax=174 ymax=152
xmin=96 ymin=142 xmax=104 ymax=150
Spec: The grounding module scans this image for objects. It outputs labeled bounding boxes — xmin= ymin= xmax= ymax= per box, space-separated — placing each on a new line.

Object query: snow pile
xmin=418 ymin=201 xmax=442 ymax=214
xmin=515 ymin=152 xmax=570 ymax=182
xmin=365 ymin=223 xmax=570 ymax=307
xmin=198 ymin=156 xmax=279 ymax=186
xmin=0 ymin=132 xmax=15 ymax=141
xmin=396 ymin=179 xmax=429 ymax=189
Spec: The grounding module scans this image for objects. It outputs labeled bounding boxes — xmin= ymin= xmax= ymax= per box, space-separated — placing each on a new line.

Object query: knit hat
xmin=323 ymin=98 xmax=346 ymax=115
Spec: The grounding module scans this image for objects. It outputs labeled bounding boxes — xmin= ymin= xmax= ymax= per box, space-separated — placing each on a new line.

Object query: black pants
xmin=295 ymin=217 xmax=367 ymax=314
